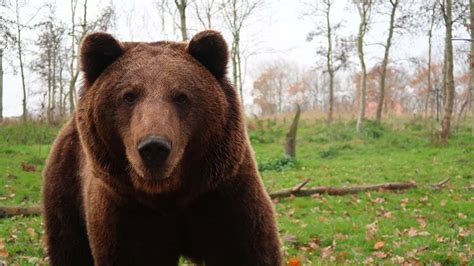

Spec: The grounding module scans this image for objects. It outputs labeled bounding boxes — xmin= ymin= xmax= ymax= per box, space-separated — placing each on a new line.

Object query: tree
xmin=194 ymin=0 xmax=218 ymax=29
xmin=13 ymin=0 xmax=28 ymax=121
xmin=440 ymin=0 xmax=455 ymax=143
xmin=31 ymin=3 xmax=66 ymax=123
xmin=67 ymin=0 xmax=115 ymax=115
xmin=470 ymin=0 xmax=474 ymax=135
xmin=375 ymin=0 xmax=399 ymax=124
xmin=307 ymin=0 xmax=348 ymax=124
xmin=252 ymin=60 xmax=300 ymax=115
xmin=354 ymin=0 xmax=372 ymax=132
xmin=175 ymin=0 xmax=190 ymax=40
xmin=155 ymin=0 xmax=191 ymax=41
xmin=221 ymin=0 xmax=263 ymax=105
xmin=0 ymin=1 xmax=18 ymax=123
xmin=284 ymin=104 xmax=301 ymax=158
xmin=0 ymin=48 xmax=3 ymax=123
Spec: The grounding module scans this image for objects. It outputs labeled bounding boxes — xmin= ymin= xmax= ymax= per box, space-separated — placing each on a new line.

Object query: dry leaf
xmin=308 ymin=241 xmax=319 ymax=250
xmin=419 ymin=196 xmax=429 ymax=202
xmin=320 ymin=246 xmax=332 ymax=258
xmin=0 ymin=249 xmax=8 ymax=258
xmin=417 ymin=231 xmax=430 ymax=236
xmin=458 ymin=213 xmax=467 ymax=219
xmin=372 ymin=251 xmax=388 ymax=258
xmin=458 ymin=227 xmax=470 ymax=238
xmin=374 ymin=241 xmax=385 ymax=250
xmin=26 ymin=228 xmax=36 ymax=238
xmin=284 ymin=234 xmax=298 ymax=243
xmin=408 ymin=227 xmax=418 ymax=237
xmin=416 ymin=217 xmax=427 ymax=228
xmin=440 ymin=199 xmax=447 ymax=206
xmin=288 ymin=257 xmax=301 ymax=266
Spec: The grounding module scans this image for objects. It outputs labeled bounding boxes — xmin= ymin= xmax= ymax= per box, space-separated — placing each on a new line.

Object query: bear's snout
xmin=137 ymin=136 xmax=172 ymax=168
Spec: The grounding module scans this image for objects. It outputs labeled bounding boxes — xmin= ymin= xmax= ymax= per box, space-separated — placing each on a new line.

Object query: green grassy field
xmin=0 ymin=118 xmax=473 ymax=265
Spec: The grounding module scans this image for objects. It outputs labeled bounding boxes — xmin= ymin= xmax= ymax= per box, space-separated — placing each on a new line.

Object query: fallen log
xmin=269 ymin=181 xmax=418 ymax=199
xmin=0 ymin=178 xmax=448 ymax=218
xmin=0 ymin=205 xmax=41 ymax=218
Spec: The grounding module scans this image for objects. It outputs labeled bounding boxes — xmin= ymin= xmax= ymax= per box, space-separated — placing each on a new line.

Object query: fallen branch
xmin=270 ymin=182 xmax=418 ymax=199
xmin=0 ymin=205 xmax=41 ymax=218
xmin=0 ymin=179 xmax=451 ymax=218
xmin=431 ymin=177 xmax=451 ymax=189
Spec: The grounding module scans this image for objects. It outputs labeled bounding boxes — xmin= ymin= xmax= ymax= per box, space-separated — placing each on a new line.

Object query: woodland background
xmin=0 ymin=0 xmax=473 ymax=265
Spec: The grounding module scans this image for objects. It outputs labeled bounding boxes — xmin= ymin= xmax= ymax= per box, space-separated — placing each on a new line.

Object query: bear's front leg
xmin=184 ymin=176 xmax=282 ymax=266
xmin=84 ymin=177 xmax=128 ymax=265
xmin=85 ymin=177 xmax=181 ymax=266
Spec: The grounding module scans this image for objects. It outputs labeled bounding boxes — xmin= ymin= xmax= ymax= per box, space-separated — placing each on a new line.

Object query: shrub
xmin=259 ymin=156 xmax=297 ymax=172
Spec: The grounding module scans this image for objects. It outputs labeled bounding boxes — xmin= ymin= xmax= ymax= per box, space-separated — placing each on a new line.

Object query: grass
xmin=0 ymin=119 xmax=473 ymax=265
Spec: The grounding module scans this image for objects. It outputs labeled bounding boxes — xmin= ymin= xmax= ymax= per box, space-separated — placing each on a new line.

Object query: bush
xmin=258 ymin=156 xmax=297 ymax=172
xmin=362 ymin=120 xmax=384 ymax=139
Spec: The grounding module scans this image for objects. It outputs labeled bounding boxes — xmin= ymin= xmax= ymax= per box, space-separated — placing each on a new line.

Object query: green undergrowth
xmin=0 ymin=118 xmax=473 ymax=265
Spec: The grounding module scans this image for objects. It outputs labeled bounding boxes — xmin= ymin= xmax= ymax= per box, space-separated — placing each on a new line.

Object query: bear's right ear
xmin=80 ymin=32 xmax=123 ymax=85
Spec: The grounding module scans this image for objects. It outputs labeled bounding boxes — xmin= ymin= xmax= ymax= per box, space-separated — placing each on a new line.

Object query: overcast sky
xmin=1 ymin=0 xmax=468 ymax=117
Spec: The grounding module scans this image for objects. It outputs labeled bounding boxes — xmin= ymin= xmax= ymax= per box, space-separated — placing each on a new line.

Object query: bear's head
xmin=76 ymin=31 xmax=246 ymax=195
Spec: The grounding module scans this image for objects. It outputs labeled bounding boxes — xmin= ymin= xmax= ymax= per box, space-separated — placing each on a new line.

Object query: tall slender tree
xmin=355 ymin=0 xmax=372 ymax=132
xmin=375 ymin=0 xmax=399 ymax=124
xmin=0 ymin=48 xmax=3 ymax=123
xmin=470 ymin=0 xmax=474 ymax=135
xmin=440 ymin=0 xmax=455 ymax=143
xmin=175 ymin=0 xmax=189 ymax=41
xmin=194 ymin=0 xmax=218 ymax=29
xmin=221 ymin=0 xmax=263 ymax=105
xmin=14 ymin=0 xmax=28 ymax=121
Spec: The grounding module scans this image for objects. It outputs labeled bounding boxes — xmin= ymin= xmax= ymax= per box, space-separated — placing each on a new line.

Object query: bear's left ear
xmin=187 ymin=30 xmax=228 ymax=79
xmin=80 ymin=32 xmax=124 ymax=86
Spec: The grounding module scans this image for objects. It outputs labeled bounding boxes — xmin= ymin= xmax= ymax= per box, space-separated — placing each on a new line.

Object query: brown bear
xmin=42 ymin=30 xmax=282 ymax=266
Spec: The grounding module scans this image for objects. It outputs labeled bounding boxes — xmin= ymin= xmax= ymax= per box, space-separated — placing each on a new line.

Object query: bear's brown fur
xmin=42 ymin=30 xmax=282 ymax=266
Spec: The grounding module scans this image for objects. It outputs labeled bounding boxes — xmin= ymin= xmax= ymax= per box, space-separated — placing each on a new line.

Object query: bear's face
xmin=77 ymin=31 xmax=234 ymax=193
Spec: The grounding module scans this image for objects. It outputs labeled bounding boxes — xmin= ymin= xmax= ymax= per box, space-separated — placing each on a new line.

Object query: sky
xmin=1 ymin=0 xmax=468 ymax=117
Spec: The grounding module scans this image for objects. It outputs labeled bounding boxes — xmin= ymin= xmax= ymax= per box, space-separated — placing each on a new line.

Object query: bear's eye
xmin=123 ymin=92 xmax=137 ymax=105
xmin=173 ymin=93 xmax=188 ymax=105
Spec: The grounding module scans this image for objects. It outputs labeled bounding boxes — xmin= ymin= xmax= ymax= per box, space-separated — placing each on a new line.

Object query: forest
xmin=0 ymin=0 xmax=473 ymax=265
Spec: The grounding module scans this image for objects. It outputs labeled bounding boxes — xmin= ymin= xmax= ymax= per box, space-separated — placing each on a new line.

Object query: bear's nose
xmin=137 ymin=136 xmax=172 ymax=167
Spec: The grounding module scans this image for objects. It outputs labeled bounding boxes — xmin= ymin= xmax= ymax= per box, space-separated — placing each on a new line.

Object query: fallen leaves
xmin=373 ymin=241 xmax=385 ymax=250
xmin=288 ymin=257 xmax=301 ymax=266
xmin=365 ymin=220 xmax=378 ymax=240
xmin=0 ymin=239 xmax=8 ymax=258
xmin=458 ymin=227 xmax=470 ymax=238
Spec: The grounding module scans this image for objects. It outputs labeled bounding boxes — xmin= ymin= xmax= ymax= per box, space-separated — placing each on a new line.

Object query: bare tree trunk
xmin=284 ymin=104 xmax=301 ymax=158
xmin=470 ymin=0 xmax=474 ymax=136
xmin=47 ymin=46 xmax=52 ymax=123
xmin=15 ymin=0 xmax=27 ymax=121
xmin=175 ymin=0 xmax=188 ymax=41
xmin=0 ymin=49 xmax=3 ymax=123
xmin=325 ymin=1 xmax=334 ymax=125
xmin=69 ymin=0 xmax=78 ymax=114
xmin=58 ymin=54 xmax=65 ymax=117
xmin=356 ymin=1 xmax=370 ymax=132
xmin=231 ymin=33 xmax=243 ymax=104
xmin=375 ymin=0 xmax=398 ymax=124
xmin=52 ymin=44 xmax=57 ymax=123
xmin=428 ymin=2 xmax=435 ymax=121
xmin=455 ymin=96 xmax=469 ymax=130
xmin=440 ymin=0 xmax=455 ymax=143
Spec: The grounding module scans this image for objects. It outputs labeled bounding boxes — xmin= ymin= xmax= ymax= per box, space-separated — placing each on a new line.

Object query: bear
xmin=41 ymin=30 xmax=282 ymax=266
